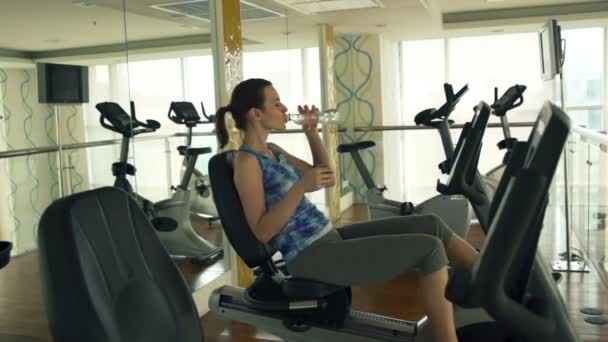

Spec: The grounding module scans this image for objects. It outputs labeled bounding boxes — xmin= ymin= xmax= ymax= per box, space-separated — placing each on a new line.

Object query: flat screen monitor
xmin=538 ymin=19 xmax=562 ymax=81
xmin=37 ymin=63 xmax=89 ymax=104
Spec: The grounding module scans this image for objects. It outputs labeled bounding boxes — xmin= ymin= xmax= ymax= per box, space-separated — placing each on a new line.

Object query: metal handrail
xmin=571 ymin=125 xmax=608 ymax=147
xmin=354 ymin=121 xmax=536 ymax=132
xmin=0 ymin=132 xmax=213 ymax=159
xmin=0 ymin=122 xmax=534 ymax=160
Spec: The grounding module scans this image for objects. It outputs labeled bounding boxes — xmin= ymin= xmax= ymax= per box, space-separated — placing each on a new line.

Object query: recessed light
xmin=44 ymin=39 xmax=66 ymax=44
xmin=72 ymin=0 xmax=95 ymax=7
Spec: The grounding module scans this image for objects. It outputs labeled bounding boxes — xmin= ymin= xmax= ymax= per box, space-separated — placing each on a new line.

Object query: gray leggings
xmin=286 ymin=214 xmax=454 ymax=286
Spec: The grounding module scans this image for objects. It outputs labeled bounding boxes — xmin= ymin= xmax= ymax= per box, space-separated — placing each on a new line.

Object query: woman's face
xmin=260 ymin=86 xmax=288 ymax=130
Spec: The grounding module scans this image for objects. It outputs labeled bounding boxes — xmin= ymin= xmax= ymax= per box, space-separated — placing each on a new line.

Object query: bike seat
xmin=208 ymin=151 xmax=351 ymax=324
xmin=0 ymin=241 xmax=12 ymax=270
xmin=337 ymin=141 xmax=375 ymax=153
xmin=177 ymin=146 xmax=212 ymax=156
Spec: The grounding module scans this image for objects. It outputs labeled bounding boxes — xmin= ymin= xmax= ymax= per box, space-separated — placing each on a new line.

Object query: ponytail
xmin=215 ymin=78 xmax=273 ymax=149
xmin=214 ymin=106 xmax=231 ymax=148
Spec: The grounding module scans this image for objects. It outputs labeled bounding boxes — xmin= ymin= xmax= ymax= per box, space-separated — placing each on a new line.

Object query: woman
xmin=214 ymin=78 xmax=479 ymax=342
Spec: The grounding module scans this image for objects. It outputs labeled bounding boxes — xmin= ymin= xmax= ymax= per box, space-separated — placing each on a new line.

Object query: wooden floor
xmin=174 ymin=216 xmax=226 ymax=292
xmin=1 ymin=206 xmax=607 ymax=341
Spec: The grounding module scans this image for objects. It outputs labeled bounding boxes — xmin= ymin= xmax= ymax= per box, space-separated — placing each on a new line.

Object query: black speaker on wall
xmin=37 ymin=63 xmax=89 ymax=104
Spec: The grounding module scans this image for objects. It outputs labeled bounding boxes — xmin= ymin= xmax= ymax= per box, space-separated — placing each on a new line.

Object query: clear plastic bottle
xmin=287 ymin=109 xmax=340 ymax=124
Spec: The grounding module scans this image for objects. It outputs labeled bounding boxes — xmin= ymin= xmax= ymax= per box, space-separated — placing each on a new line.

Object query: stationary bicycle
xmin=96 ymin=102 xmax=222 ymax=263
xmin=167 ymin=101 xmax=219 ymax=222
xmin=205 ymin=101 xmax=579 ymax=342
xmin=337 ymin=83 xmax=472 ymax=239
xmin=482 ymin=84 xmax=527 ymax=198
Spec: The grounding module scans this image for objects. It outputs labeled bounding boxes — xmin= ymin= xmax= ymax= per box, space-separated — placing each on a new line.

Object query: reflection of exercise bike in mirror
xmin=167 ymin=101 xmax=220 ymax=223
xmin=96 ymin=101 xmax=222 ymax=264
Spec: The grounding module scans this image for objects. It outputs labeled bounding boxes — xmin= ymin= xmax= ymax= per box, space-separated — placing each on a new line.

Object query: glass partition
xmin=565 ymin=133 xmax=608 ymax=285
xmin=123 ymin=0 xmax=225 ymax=289
xmin=0 ymin=0 xmax=129 ymax=255
xmin=242 ymin=3 xmax=324 ymax=207
xmin=570 ymin=135 xmax=588 ymax=251
xmin=594 ymin=144 xmax=608 ymax=282
xmin=82 ymin=63 xmax=128 ymax=191
xmin=242 ymin=12 xmax=321 ymax=111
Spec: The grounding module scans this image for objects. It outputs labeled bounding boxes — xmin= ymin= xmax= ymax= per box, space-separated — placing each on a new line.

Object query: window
xmin=126 ymin=58 xmax=184 ymax=135
xmin=183 ymin=54 xmax=217 ymax=132
xmin=244 ymin=49 xmax=304 ymax=116
xmin=448 ymin=32 xmax=549 ymax=124
xmin=84 ymin=55 xmax=219 ymax=201
xmin=562 ymin=27 xmax=605 ymax=131
xmin=401 ymin=39 xmax=446 ymax=124
xmin=398 ymin=26 xmax=607 ymax=204
xmin=570 ymin=109 xmax=604 ymax=131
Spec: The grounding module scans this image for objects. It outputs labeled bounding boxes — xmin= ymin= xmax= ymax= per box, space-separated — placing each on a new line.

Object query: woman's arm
xmin=304 ymin=129 xmax=332 ymax=169
xmin=268 ymin=141 xmax=335 ymax=189
xmin=234 ymin=151 xmax=306 ymax=244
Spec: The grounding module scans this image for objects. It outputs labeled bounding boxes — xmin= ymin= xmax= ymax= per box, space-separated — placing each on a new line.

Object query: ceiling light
xmin=72 ymin=0 xmax=96 ymax=7
xmin=44 ymin=39 xmax=66 ymax=44
xmin=272 ymin=0 xmax=385 ymax=15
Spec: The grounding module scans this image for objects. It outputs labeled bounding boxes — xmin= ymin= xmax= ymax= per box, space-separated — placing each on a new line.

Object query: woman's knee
xmin=419 ymin=236 xmax=449 ymax=275
xmin=425 ymin=214 xmax=454 ymax=245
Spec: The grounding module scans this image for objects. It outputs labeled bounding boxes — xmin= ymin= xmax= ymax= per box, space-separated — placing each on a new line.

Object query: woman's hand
xmin=298 ymin=166 xmax=335 ymax=193
xmin=298 ymin=104 xmax=320 ymax=132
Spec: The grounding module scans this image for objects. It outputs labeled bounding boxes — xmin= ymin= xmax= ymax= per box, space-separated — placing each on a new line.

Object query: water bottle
xmin=287 ymin=109 xmax=340 ymax=124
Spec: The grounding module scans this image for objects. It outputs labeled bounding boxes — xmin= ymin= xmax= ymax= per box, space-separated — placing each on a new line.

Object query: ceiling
xmin=436 ymin=0 xmax=602 ymax=13
xmin=0 ymin=0 xmax=607 ymax=65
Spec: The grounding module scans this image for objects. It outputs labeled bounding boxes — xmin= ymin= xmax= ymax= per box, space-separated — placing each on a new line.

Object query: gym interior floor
xmin=0 ymin=205 xmax=606 ymax=341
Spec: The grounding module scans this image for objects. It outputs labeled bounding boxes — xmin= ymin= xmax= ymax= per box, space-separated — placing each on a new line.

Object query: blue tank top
xmin=239 ymin=145 xmax=330 ymax=263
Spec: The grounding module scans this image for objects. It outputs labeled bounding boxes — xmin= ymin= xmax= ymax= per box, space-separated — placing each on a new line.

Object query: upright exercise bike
xmin=337 ymin=83 xmax=472 ymax=239
xmin=206 ymin=101 xmax=579 ymax=342
xmin=414 ymin=84 xmax=527 ymax=222
xmin=96 ymin=102 xmax=222 ymax=263
xmin=167 ymin=101 xmax=219 ymax=222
